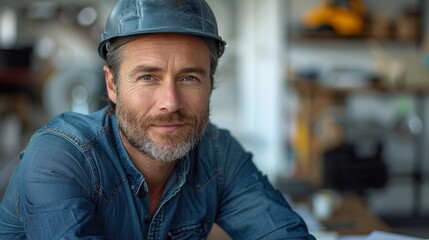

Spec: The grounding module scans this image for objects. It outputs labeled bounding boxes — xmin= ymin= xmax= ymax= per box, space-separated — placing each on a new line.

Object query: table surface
xmin=318 ymin=194 xmax=392 ymax=235
xmin=207 ymin=193 xmax=392 ymax=239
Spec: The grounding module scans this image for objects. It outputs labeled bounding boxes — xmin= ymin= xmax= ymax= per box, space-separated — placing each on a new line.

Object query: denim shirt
xmin=0 ymin=108 xmax=314 ymax=240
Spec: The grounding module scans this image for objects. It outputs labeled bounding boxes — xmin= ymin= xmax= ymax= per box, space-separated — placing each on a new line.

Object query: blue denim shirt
xmin=0 ymin=108 xmax=314 ymax=239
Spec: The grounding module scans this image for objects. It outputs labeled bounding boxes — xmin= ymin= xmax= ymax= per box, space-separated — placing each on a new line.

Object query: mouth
xmin=150 ymin=123 xmax=187 ymax=132
xmin=146 ymin=112 xmax=191 ymax=134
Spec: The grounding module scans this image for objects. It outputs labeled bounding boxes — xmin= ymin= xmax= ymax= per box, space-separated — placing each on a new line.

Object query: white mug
xmin=312 ymin=189 xmax=342 ymax=220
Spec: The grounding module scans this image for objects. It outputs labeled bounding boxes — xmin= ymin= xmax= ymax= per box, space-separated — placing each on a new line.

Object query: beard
xmin=116 ymin=98 xmax=209 ymax=162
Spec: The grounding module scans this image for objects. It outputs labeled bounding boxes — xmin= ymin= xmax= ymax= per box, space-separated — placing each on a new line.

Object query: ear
xmin=103 ymin=65 xmax=117 ymax=104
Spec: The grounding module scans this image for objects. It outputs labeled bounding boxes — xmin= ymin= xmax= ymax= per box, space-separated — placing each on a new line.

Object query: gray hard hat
xmin=98 ymin=0 xmax=226 ymax=60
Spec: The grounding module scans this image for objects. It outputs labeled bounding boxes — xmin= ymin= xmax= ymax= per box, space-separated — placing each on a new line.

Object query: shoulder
xmin=18 ymin=110 xmax=112 ymax=196
xmin=197 ymin=123 xmax=252 ymax=172
xmin=33 ymin=108 xmax=111 ymax=147
xmin=200 ymin=123 xmax=245 ymax=152
xmin=203 ymin=122 xmax=250 ymax=155
xmin=20 ymin=108 xmax=113 ymax=179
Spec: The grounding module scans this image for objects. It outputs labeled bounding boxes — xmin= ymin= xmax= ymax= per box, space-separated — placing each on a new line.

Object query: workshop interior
xmin=0 ymin=0 xmax=429 ymax=239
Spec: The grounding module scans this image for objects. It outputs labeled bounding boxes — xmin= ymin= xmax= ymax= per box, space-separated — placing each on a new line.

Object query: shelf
xmin=290 ymin=80 xmax=429 ymax=96
xmin=288 ymin=34 xmax=420 ymax=48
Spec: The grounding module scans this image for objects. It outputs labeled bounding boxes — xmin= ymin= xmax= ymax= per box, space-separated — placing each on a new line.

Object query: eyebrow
xmin=128 ymin=65 xmax=160 ymax=78
xmin=179 ymin=67 xmax=208 ymax=76
xmin=128 ymin=65 xmax=208 ymax=78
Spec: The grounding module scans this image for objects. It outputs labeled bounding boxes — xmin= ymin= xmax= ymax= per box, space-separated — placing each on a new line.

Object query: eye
xmin=183 ymin=76 xmax=197 ymax=82
xmin=137 ymin=75 xmax=154 ymax=81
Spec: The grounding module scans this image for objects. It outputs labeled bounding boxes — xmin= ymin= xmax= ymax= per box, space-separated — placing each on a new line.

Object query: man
xmin=0 ymin=0 xmax=315 ymax=239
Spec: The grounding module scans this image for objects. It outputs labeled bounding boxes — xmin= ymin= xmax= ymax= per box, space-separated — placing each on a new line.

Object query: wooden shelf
xmin=291 ymin=80 xmax=429 ymax=95
xmin=288 ymin=34 xmax=420 ymax=48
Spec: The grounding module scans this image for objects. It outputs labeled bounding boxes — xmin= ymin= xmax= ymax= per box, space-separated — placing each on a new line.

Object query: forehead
xmin=122 ymin=33 xmax=209 ymax=58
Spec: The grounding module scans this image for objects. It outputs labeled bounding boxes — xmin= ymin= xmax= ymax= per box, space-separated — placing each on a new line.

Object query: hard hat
xmin=98 ymin=0 xmax=226 ymax=60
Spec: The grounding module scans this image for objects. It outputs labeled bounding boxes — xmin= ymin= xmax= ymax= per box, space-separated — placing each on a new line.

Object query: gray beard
xmin=116 ymin=98 xmax=209 ymax=162
xmin=119 ymin=122 xmax=201 ymax=162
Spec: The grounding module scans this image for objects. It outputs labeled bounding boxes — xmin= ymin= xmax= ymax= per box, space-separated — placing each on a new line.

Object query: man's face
xmin=105 ymin=34 xmax=212 ymax=162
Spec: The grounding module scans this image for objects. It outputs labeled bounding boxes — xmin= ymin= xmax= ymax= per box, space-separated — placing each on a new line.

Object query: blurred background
xmin=0 ymin=0 xmax=429 ymax=238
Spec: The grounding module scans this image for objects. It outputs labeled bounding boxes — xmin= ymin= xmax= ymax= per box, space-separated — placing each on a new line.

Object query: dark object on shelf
xmin=0 ymin=46 xmax=34 ymax=94
xmin=0 ymin=46 xmax=33 ymax=67
xmin=323 ymin=142 xmax=387 ymax=194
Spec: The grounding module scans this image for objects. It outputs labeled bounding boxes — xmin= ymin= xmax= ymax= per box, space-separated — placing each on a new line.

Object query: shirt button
xmin=131 ymin=185 xmax=135 ymax=190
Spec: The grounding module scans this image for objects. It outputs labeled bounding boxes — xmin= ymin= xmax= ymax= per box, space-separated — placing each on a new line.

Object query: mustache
xmin=143 ymin=112 xmax=194 ymax=125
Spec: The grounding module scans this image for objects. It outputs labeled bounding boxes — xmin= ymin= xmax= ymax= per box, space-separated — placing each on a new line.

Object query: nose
xmin=157 ymin=81 xmax=181 ymax=113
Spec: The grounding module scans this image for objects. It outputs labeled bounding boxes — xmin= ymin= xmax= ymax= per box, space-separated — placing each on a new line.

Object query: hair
xmin=104 ymin=35 xmax=221 ymax=113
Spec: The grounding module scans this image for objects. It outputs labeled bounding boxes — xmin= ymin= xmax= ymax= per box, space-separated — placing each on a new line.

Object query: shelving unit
xmin=284 ymin=0 xmax=429 ymax=220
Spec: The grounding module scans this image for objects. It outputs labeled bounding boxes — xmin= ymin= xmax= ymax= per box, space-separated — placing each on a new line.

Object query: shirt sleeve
xmin=19 ymin=132 xmax=106 ymax=239
xmin=215 ymin=135 xmax=316 ymax=240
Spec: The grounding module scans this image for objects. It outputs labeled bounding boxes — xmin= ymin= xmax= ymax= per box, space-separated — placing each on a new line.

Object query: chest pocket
xmin=168 ymin=223 xmax=209 ymax=240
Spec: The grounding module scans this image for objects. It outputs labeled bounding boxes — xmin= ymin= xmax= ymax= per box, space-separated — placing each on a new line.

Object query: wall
xmin=207 ymin=0 xmax=287 ymax=181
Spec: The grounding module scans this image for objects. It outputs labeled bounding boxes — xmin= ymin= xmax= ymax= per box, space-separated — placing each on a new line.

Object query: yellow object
xmin=302 ymin=0 xmax=366 ymax=37
xmin=293 ymin=111 xmax=310 ymax=169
